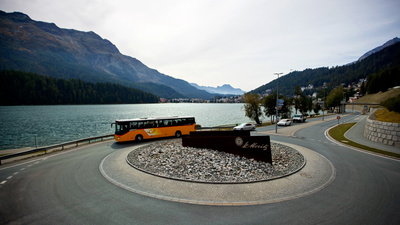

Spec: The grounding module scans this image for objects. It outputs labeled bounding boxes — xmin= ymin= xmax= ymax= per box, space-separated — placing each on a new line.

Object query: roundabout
xmin=2 ymin=113 xmax=400 ymax=224
xmin=100 ymin=140 xmax=336 ymax=205
xmin=126 ymin=139 xmax=305 ymax=183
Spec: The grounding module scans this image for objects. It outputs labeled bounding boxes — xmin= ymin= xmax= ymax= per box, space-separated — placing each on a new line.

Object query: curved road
xmin=1 ymin=113 xmax=399 ymax=224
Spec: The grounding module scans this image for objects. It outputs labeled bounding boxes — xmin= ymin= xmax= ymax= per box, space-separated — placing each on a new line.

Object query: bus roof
xmin=115 ymin=116 xmax=195 ymax=123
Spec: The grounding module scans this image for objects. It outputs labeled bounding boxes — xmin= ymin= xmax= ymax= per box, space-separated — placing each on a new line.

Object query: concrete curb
xmin=99 ymin=141 xmax=336 ymax=206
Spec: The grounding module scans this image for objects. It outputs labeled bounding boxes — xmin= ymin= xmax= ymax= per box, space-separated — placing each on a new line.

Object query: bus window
xmin=145 ymin=121 xmax=154 ymax=128
xmin=187 ymin=118 xmax=195 ymax=125
xmin=175 ymin=119 xmax=183 ymax=126
xmin=164 ymin=120 xmax=171 ymax=127
xmin=181 ymin=118 xmax=187 ymax=125
xmin=156 ymin=120 xmax=163 ymax=127
xmin=137 ymin=121 xmax=144 ymax=128
xmin=130 ymin=121 xmax=138 ymax=129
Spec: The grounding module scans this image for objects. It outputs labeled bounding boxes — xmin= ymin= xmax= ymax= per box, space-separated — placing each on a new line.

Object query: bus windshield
xmin=115 ymin=122 xmax=130 ymax=135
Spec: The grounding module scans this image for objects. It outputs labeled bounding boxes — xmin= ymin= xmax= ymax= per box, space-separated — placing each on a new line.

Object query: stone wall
xmin=364 ymin=111 xmax=400 ymax=147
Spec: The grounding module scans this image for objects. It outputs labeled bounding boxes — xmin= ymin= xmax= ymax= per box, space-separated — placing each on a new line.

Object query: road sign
xmin=278 ymin=99 xmax=284 ymax=106
xmin=337 ymin=116 xmax=341 ymax=120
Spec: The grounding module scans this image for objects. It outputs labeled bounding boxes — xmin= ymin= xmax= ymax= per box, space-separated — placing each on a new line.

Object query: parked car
xmin=277 ymin=119 xmax=292 ymax=126
xmin=293 ymin=114 xmax=306 ymax=123
xmin=233 ymin=123 xmax=256 ymax=131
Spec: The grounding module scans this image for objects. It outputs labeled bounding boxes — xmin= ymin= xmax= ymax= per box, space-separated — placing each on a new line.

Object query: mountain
xmin=0 ymin=11 xmax=214 ymax=99
xmin=358 ymin=37 xmax=400 ymax=61
xmin=190 ymin=83 xmax=245 ymax=95
xmin=251 ymin=39 xmax=400 ymax=96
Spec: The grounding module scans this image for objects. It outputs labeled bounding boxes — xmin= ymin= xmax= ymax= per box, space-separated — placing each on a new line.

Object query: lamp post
xmin=322 ymin=82 xmax=326 ymax=121
xmin=275 ymin=72 xmax=283 ymax=133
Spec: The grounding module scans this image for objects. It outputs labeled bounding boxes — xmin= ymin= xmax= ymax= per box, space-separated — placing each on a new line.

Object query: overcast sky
xmin=1 ymin=0 xmax=399 ymax=91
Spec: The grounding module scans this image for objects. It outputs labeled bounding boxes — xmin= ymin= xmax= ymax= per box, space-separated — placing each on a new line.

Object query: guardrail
xmin=0 ymin=134 xmax=114 ymax=165
xmin=0 ymin=128 xmax=237 ymax=165
xmin=196 ymin=126 xmax=234 ymax=130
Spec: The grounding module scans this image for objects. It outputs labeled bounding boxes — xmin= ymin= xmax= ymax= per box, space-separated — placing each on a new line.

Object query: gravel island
xmin=127 ymin=139 xmax=305 ymax=183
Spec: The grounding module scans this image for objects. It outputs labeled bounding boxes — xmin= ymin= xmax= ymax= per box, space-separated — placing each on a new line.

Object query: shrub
xmin=381 ymin=94 xmax=400 ymax=113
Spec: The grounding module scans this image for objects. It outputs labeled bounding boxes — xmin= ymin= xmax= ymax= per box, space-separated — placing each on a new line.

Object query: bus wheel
xmin=175 ymin=131 xmax=182 ymax=138
xmin=135 ymin=135 xmax=143 ymax=142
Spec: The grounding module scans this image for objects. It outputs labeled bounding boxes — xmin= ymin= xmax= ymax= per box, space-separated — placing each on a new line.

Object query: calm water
xmin=0 ymin=104 xmax=253 ymax=150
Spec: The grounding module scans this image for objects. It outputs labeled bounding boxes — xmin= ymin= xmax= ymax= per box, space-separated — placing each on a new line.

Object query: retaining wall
xmin=364 ymin=110 xmax=400 ymax=147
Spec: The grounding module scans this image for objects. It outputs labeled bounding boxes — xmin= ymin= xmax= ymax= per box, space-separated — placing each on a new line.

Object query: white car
xmin=277 ymin=119 xmax=292 ymax=126
xmin=233 ymin=123 xmax=256 ymax=131
xmin=293 ymin=114 xmax=306 ymax=122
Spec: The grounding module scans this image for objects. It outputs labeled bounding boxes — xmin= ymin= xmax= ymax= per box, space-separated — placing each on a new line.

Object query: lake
xmin=0 ymin=103 xmax=255 ymax=150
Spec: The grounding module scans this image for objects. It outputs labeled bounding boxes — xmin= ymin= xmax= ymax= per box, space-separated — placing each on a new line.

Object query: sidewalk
xmin=258 ymin=112 xmax=400 ymax=155
xmin=257 ymin=115 xmax=338 ymax=137
xmin=345 ymin=115 xmax=400 ymax=154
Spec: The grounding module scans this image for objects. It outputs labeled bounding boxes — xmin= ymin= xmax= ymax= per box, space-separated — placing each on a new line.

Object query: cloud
xmin=1 ymin=0 xmax=399 ymax=91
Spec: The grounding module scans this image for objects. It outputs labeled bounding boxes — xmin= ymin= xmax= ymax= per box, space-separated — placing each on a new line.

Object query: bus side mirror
xmin=111 ymin=123 xmax=115 ymax=128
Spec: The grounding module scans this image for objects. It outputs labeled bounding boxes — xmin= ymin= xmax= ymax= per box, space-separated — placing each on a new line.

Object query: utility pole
xmin=275 ymin=73 xmax=283 ymax=133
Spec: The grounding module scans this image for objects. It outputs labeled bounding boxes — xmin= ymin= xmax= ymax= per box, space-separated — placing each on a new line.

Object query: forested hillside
xmin=0 ymin=70 xmax=159 ymax=105
xmin=0 ymin=11 xmax=213 ymax=99
xmin=251 ymin=42 xmax=400 ymax=96
xmin=366 ymin=66 xmax=400 ymax=94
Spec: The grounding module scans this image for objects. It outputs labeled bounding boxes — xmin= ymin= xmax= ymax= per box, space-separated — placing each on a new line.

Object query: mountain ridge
xmin=0 ymin=11 xmax=214 ymax=99
xmin=190 ymin=83 xmax=245 ymax=95
xmin=251 ymin=39 xmax=400 ymax=96
xmin=358 ymin=37 xmax=400 ymax=61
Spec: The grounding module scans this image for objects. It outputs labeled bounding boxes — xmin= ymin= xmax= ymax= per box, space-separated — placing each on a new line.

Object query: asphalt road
xmin=1 ymin=114 xmax=399 ymax=224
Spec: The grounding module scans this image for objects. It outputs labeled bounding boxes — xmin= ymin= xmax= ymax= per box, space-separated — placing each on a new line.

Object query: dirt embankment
xmin=349 ymin=88 xmax=400 ymax=123
xmin=356 ymin=88 xmax=400 ymax=104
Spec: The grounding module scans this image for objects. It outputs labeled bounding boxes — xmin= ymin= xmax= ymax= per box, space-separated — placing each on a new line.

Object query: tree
xmin=293 ymin=85 xmax=302 ymax=114
xmin=278 ymin=96 xmax=292 ymax=119
xmin=326 ymin=86 xmax=345 ymax=112
xmin=243 ymin=93 xmax=262 ymax=124
xmin=261 ymin=92 xmax=292 ymax=123
xmin=262 ymin=92 xmax=277 ymax=124
xmin=292 ymin=85 xmax=312 ymax=115
xmin=0 ymin=70 xmax=160 ymax=105
xmin=313 ymin=102 xmax=322 ymax=114
xmin=359 ymin=81 xmax=366 ymax=96
xmin=299 ymin=95 xmax=312 ymax=115
xmin=381 ymin=94 xmax=400 ymax=113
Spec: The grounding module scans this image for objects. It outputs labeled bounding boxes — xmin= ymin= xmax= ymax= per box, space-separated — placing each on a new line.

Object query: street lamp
xmin=275 ymin=72 xmax=283 ymax=133
xmin=322 ymin=82 xmax=326 ymax=121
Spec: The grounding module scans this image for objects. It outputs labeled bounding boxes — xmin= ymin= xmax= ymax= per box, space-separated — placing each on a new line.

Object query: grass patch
xmin=329 ymin=123 xmax=400 ymax=159
xmin=374 ymin=108 xmax=400 ymax=123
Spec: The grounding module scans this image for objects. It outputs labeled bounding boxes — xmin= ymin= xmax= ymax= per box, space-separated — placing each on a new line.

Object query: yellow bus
xmin=113 ymin=116 xmax=196 ymax=142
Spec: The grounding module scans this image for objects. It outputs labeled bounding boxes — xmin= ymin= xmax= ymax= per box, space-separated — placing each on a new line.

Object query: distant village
xmin=161 ymin=78 xmax=367 ymax=104
xmin=160 ymin=95 xmax=244 ymax=103
xmin=259 ymin=78 xmax=367 ymax=103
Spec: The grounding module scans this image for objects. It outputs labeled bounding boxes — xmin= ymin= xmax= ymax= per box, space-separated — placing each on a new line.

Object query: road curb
xmin=99 ymin=140 xmax=336 ymax=206
xmin=325 ymin=125 xmax=400 ymax=161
